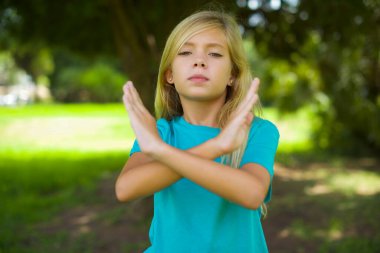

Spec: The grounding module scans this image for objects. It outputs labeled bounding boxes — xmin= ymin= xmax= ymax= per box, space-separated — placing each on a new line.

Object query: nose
xmin=193 ymin=57 xmax=207 ymax=68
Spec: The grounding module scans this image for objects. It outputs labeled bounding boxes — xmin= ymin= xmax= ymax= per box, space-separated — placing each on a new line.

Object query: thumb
xmin=245 ymin=112 xmax=254 ymax=125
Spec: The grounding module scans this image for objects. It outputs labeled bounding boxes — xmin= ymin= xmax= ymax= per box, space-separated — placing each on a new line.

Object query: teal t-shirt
xmin=130 ymin=116 xmax=279 ymax=253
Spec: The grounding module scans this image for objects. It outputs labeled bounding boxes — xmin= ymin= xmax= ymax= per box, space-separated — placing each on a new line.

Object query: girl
xmin=116 ymin=10 xmax=279 ymax=253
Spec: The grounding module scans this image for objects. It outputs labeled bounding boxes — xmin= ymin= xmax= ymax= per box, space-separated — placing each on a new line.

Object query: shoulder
xmin=157 ymin=117 xmax=171 ymax=129
xmin=250 ymin=117 xmax=280 ymax=140
xmin=156 ymin=117 xmax=177 ymax=141
xmin=156 ymin=118 xmax=171 ymax=136
xmin=241 ymin=116 xmax=280 ymax=178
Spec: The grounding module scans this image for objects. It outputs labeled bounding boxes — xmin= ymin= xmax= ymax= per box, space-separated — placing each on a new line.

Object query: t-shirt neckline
xmin=176 ymin=116 xmax=220 ymax=134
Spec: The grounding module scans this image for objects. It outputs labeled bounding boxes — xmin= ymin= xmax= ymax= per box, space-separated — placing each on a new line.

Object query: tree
xmin=237 ymin=0 xmax=380 ymax=152
xmin=1 ymin=0 xmax=379 ymax=152
xmin=0 ymin=0 xmax=237 ymax=110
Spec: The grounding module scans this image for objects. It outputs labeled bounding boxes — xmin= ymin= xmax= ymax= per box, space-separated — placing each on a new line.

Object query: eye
xmin=178 ymin=51 xmax=191 ymax=56
xmin=209 ymin=52 xmax=223 ymax=57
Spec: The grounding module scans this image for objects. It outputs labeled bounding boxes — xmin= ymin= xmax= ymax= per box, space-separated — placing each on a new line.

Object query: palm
xmin=123 ymin=81 xmax=162 ymax=154
xmin=217 ymin=79 xmax=260 ymax=153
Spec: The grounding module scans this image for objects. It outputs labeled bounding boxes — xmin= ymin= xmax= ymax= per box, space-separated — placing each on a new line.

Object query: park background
xmin=0 ymin=0 xmax=379 ymax=252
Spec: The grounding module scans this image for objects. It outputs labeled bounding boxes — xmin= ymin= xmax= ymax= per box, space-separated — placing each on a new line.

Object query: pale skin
xmin=116 ymin=28 xmax=271 ymax=210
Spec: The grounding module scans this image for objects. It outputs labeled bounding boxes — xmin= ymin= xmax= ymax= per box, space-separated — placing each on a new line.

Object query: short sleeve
xmin=129 ymin=139 xmax=141 ymax=156
xmin=129 ymin=118 xmax=171 ymax=156
xmin=240 ymin=118 xmax=280 ymax=203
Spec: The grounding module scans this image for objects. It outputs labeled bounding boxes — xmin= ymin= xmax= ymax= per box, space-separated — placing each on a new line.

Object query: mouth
xmin=188 ymin=74 xmax=209 ymax=83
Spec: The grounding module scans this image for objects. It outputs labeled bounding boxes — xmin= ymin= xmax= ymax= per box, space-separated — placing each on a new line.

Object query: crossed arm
xmin=115 ymin=79 xmax=270 ymax=210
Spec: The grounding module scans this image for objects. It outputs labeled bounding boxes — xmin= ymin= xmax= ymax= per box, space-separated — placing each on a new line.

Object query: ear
xmin=227 ymin=77 xmax=235 ymax=86
xmin=165 ymin=69 xmax=174 ymax=84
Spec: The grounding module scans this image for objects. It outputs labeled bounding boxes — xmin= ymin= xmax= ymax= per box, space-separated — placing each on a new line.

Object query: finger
xmin=234 ymin=94 xmax=258 ymax=127
xmin=123 ymin=84 xmax=141 ymax=117
xmin=123 ymin=82 xmax=135 ymax=111
xmin=237 ymin=79 xmax=260 ymax=114
xmin=123 ymin=81 xmax=146 ymax=119
xmin=240 ymin=79 xmax=259 ymax=110
xmin=240 ymin=94 xmax=257 ymax=116
xmin=245 ymin=112 xmax=254 ymax=125
xmin=127 ymin=82 xmax=151 ymax=116
xmin=235 ymin=79 xmax=259 ymax=113
xmin=235 ymin=91 xmax=255 ymax=116
xmin=123 ymin=81 xmax=133 ymax=94
xmin=128 ymin=82 xmax=144 ymax=105
xmin=123 ymin=82 xmax=134 ymax=104
xmin=251 ymin=78 xmax=260 ymax=94
xmin=233 ymin=95 xmax=251 ymax=116
xmin=123 ymin=93 xmax=135 ymax=114
xmin=124 ymin=93 xmax=144 ymax=131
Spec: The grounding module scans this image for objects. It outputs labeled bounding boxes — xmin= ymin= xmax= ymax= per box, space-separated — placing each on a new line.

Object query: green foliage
xmin=242 ymin=0 xmax=380 ymax=153
xmin=52 ymin=61 xmax=127 ymax=103
xmin=0 ymin=52 xmax=20 ymax=86
xmin=1 ymin=0 xmax=379 ymax=152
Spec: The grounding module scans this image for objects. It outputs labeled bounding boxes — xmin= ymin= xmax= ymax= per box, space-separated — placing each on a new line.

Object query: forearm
xmin=152 ymin=143 xmax=266 ymax=209
xmin=116 ymin=138 xmax=224 ymax=202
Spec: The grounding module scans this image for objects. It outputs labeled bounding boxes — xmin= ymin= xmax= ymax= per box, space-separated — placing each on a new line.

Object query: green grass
xmin=0 ymin=104 xmax=134 ymax=152
xmin=0 ymin=104 xmax=133 ymax=252
xmin=1 ymin=104 xmax=379 ymax=252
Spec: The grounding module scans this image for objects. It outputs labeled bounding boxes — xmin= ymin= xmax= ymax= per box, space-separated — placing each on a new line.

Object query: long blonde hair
xmin=155 ymin=10 xmax=261 ymax=170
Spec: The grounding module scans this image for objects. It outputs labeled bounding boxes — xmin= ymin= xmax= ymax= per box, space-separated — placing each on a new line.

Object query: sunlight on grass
xmin=276 ymin=159 xmax=380 ymax=197
xmin=0 ymin=104 xmax=135 ymax=152
xmin=2 ymin=117 xmax=134 ymax=151
xmin=1 ymin=104 xmax=314 ymax=153
xmin=328 ymin=171 xmax=380 ymax=196
xmin=263 ymin=107 xmax=314 ymax=153
xmin=302 ymin=169 xmax=380 ymax=196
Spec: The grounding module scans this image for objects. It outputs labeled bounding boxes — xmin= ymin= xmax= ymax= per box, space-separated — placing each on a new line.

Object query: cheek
xmin=219 ymin=62 xmax=233 ymax=80
xmin=171 ymin=61 xmax=185 ymax=79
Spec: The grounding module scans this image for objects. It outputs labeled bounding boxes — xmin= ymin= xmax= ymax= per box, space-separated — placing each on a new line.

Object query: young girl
xmin=116 ymin=10 xmax=279 ymax=253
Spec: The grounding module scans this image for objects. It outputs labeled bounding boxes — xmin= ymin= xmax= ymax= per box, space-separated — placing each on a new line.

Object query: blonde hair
xmin=154 ymin=10 xmax=265 ymax=213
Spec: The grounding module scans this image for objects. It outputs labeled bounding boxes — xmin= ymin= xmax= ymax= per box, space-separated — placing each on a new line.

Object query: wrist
xmin=212 ymin=136 xmax=230 ymax=156
xmin=142 ymin=138 xmax=165 ymax=158
xmin=148 ymin=141 xmax=171 ymax=161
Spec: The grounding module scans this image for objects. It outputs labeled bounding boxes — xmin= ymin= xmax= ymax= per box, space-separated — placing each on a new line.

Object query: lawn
xmin=0 ymin=104 xmax=379 ymax=253
xmin=0 ymin=104 xmax=134 ymax=252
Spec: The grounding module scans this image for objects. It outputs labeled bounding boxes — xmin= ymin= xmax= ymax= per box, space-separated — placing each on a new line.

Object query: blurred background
xmin=0 ymin=0 xmax=379 ymax=252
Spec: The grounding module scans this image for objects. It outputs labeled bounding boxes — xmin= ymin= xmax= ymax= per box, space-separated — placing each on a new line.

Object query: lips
xmin=188 ymin=74 xmax=209 ymax=82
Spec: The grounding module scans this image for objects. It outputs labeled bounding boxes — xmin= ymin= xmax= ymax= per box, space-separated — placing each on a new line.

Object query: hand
xmin=215 ymin=78 xmax=260 ymax=154
xmin=123 ymin=81 xmax=162 ymax=155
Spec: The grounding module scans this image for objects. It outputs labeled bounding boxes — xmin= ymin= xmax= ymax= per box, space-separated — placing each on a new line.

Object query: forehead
xmin=182 ymin=28 xmax=228 ymax=49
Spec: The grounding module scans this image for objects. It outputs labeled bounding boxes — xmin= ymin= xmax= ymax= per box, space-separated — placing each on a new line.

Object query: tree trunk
xmin=107 ymin=0 xmax=158 ymax=113
xmin=106 ymin=0 xmax=237 ymax=113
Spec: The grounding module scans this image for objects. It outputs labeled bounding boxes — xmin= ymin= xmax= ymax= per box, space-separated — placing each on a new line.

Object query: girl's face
xmin=166 ymin=28 xmax=233 ymax=103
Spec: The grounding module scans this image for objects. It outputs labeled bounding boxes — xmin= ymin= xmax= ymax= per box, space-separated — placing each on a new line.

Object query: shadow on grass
xmin=264 ymin=151 xmax=380 ymax=253
xmin=1 ymin=150 xmax=379 ymax=253
xmin=0 ymin=151 xmax=152 ymax=253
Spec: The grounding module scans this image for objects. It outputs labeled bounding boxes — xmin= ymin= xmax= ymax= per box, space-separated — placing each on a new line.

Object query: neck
xmin=181 ymin=97 xmax=226 ymax=127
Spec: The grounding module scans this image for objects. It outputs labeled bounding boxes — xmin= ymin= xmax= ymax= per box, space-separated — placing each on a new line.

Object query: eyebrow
xmin=182 ymin=42 xmax=226 ymax=49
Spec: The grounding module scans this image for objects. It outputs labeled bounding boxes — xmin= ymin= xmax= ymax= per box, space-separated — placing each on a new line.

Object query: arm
xmin=116 ymin=81 xmax=226 ymax=202
xmin=121 ymin=79 xmax=270 ymax=209
xmin=115 ymin=138 xmax=224 ymax=202
xmin=151 ymin=143 xmax=270 ymax=209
